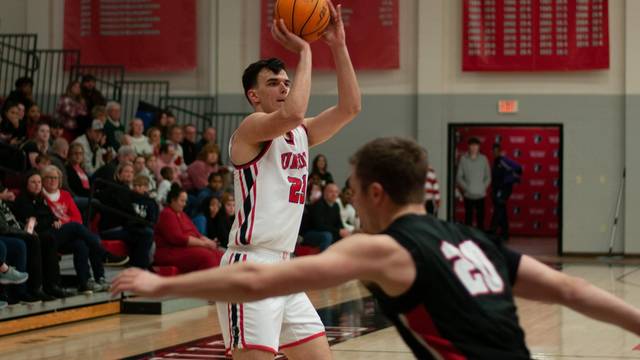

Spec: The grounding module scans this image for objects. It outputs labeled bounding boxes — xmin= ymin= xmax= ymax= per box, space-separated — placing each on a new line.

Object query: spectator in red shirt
xmin=153 ymin=185 xmax=223 ymax=274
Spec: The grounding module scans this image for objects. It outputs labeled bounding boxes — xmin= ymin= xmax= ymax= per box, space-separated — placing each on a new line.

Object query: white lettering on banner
xmin=530 ymin=179 xmax=546 ymax=186
xmin=549 ymin=194 xmax=559 ymax=202
xmin=511 ymin=193 xmax=525 ymax=200
xmin=550 ymin=165 xmax=559 ymax=172
xmin=509 ymin=136 xmax=526 ymax=144
xmin=530 ymin=151 xmax=546 ymax=158
xmin=549 ymin=222 xmax=559 ymax=229
xmin=529 ymin=208 xmax=545 ymax=215
xmin=549 ymin=136 xmax=560 ymax=144
xmin=511 ymin=222 xmax=525 ymax=229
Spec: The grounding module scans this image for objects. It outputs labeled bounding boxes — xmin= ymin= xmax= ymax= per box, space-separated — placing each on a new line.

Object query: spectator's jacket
xmin=492 ymin=155 xmax=523 ymax=193
xmin=307 ymin=199 xmax=344 ymax=241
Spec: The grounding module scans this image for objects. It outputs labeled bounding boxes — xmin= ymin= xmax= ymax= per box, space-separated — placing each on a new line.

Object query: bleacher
xmin=0 ymin=33 xmax=321 ymax=336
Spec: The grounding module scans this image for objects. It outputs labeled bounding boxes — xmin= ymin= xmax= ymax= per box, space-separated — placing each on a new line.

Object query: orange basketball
xmin=274 ymin=0 xmax=331 ymax=43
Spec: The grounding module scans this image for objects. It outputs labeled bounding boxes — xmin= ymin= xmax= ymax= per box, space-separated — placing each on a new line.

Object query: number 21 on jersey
xmin=287 ymin=175 xmax=307 ymax=204
xmin=440 ymin=240 xmax=504 ymax=296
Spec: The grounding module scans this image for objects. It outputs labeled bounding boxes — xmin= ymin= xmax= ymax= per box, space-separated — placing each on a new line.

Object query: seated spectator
xmin=124 ymin=118 xmax=153 ymax=156
xmin=93 ymin=145 xmax=136 ymax=184
xmin=56 ymin=80 xmax=88 ymax=138
xmin=303 ymin=183 xmax=350 ymax=251
xmin=213 ymin=192 xmax=235 ymax=248
xmin=310 ymin=154 xmax=334 ymax=186
xmin=12 ymin=171 xmax=79 ymax=298
xmin=192 ymin=196 xmax=221 ymax=239
xmin=22 ymin=121 xmax=51 ymax=169
xmin=153 ymin=185 xmax=223 ymax=274
xmin=104 ymin=101 xmax=124 ymax=150
xmin=91 ymin=105 xmax=107 ymax=125
xmin=3 ymin=76 xmax=34 ymax=112
xmin=156 ymin=166 xmax=176 ymax=206
xmin=96 ymin=163 xmax=155 ymax=270
xmin=49 ymin=119 xmax=66 ymax=144
xmin=80 ymin=74 xmax=106 ymax=123
xmin=336 ymin=186 xmax=358 ymax=232
xmin=166 ymin=125 xmax=186 ymax=172
xmin=151 ymin=110 xmax=170 ymax=139
xmin=133 ymin=155 xmax=156 ymax=193
xmin=49 ymin=137 xmax=70 ymax=187
xmin=306 ymin=182 xmax=323 ymax=206
xmin=72 ymin=119 xmax=110 ymax=176
xmin=155 ymin=144 xmax=181 ymax=184
xmin=196 ymin=172 xmax=225 ymax=207
xmin=66 ymin=143 xmax=92 ymax=200
xmin=147 ymin=126 xmax=162 ymax=156
xmin=0 ymin=192 xmax=56 ymax=302
xmin=24 ymin=103 xmax=47 ymax=139
xmin=0 ymin=100 xmax=27 ymax=145
xmin=195 ymin=127 xmax=217 ymax=154
xmin=183 ymin=144 xmax=221 ymax=192
xmin=40 ymin=165 xmax=128 ymax=293
xmin=181 ymin=124 xmax=198 ymax=165
xmin=0 ymin=236 xmax=30 ymax=305
xmin=34 ymin=153 xmax=52 ymax=172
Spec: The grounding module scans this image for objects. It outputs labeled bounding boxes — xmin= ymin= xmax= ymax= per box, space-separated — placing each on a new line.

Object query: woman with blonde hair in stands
xmin=147 ymin=126 xmax=162 ymax=156
xmin=40 ymin=165 xmax=128 ymax=293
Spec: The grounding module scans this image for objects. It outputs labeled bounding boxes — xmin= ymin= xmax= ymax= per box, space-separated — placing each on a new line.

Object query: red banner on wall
xmin=64 ymin=0 xmax=196 ymax=72
xmin=463 ymin=0 xmax=609 ymax=71
xmin=260 ymin=0 xmax=399 ymax=70
xmin=453 ymin=126 xmax=561 ymax=237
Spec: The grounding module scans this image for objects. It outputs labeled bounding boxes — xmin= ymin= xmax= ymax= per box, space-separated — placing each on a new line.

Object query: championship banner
xmin=453 ymin=126 xmax=561 ymax=237
xmin=64 ymin=0 xmax=197 ymax=72
xmin=463 ymin=0 xmax=609 ymax=71
xmin=260 ymin=0 xmax=399 ymax=70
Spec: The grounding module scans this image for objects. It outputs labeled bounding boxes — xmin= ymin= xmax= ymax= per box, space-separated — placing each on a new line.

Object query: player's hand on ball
xmin=321 ymin=1 xmax=345 ymax=48
xmin=271 ymin=18 xmax=310 ymax=53
xmin=110 ymin=267 xmax=164 ymax=298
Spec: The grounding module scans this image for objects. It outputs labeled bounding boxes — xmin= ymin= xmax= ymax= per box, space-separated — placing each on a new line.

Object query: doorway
xmin=447 ymin=124 xmax=563 ymax=256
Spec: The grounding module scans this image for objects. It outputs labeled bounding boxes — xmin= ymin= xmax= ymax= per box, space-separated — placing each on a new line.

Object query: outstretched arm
xmin=513 ymin=255 xmax=640 ymax=335
xmin=304 ymin=1 xmax=361 ymax=147
xmin=111 ymin=234 xmax=415 ymax=302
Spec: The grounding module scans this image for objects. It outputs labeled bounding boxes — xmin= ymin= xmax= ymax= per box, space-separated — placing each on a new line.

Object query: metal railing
xmin=31 ymin=49 xmax=81 ymax=114
xmin=159 ymin=95 xmax=215 ymax=131
xmin=118 ymin=80 xmax=169 ymax=125
xmin=205 ymin=112 xmax=247 ymax=164
xmin=0 ymin=34 xmax=37 ymax=97
xmin=71 ymin=64 xmax=125 ymax=102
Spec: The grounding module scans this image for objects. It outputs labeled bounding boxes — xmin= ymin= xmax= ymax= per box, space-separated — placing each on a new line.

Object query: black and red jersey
xmin=368 ymin=214 xmax=530 ymax=359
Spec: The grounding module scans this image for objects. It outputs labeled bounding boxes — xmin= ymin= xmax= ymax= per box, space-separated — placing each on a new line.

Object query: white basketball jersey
xmin=228 ymin=126 xmax=309 ymax=253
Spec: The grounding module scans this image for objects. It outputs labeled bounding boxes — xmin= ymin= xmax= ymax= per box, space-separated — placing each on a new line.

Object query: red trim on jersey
xmin=235 ymin=170 xmax=248 ymax=246
xmin=227 ymin=252 xmax=235 ymax=348
xmin=247 ymin=164 xmax=259 ymax=244
xmin=404 ymin=305 xmax=467 ymax=360
xmin=279 ymin=331 xmax=326 ymax=350
xmin=284 ymin=130 xmax=295 ymax=145
xmin=240 ymin=343 xmax=278 ymax=354
xmin=233 ymin=140 xmax=273 ymax=170
xmin=300 ymin=123 xmax=309 ymax=135
xmin=240 ymin=254 xmax=248 ymax=347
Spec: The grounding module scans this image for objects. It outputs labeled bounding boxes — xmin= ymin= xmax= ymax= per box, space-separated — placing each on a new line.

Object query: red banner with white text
xmin=463 ymin=0 xmax=609 ymax=71
xmin=453 ymin=126 xmax=561 ymax=237
xmin=260 ymin=0 xmax=399 ymax=70
xmin=64 ymin=0 xmax=196 ymax=72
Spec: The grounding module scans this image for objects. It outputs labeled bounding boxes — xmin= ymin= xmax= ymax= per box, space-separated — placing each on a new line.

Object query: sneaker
xmin=94 ymin=277 xmax=110 ymax=293
xmin=78 ymin=282 xmax=94 ymax=295
xmin=104 ymin=253 xmax=129 ymax=267
xmin=0 ymin=266 xmax=29 ymax=285
xmin=44 ymin=285 xmax=72 ymax=299
xmin=32 ymin=289 xmax=57 ymax=302
xmin=19 ymin=292 xmax=42 ymax=304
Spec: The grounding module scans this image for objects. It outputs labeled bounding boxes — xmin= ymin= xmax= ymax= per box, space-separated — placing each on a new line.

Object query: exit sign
xmin=498 ymin=100 xmax=519 ymax=114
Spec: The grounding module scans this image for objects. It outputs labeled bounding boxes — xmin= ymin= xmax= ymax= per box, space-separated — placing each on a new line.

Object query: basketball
xmin=274 ymin=0 xmax=331 ymax=42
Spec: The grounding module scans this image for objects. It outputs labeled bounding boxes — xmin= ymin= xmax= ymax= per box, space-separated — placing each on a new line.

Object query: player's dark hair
xmin=350 ymin=137 xmax=428 ymax=205
xmin=242 ymin=58 xmax=286 ymax=105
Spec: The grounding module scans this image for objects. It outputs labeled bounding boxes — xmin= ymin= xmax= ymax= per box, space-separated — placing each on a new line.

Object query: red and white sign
xmin=64 ymin=0 xmax=197 ymax=72
xmin=260 ymin=0 xmax=399 ymax=70
xmin=463 ymin=0 xmax=609 ymax=71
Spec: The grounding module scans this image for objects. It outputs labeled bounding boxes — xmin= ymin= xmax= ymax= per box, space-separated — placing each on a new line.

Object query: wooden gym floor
xmin=2 ymin=238 xmax=640 ymax=360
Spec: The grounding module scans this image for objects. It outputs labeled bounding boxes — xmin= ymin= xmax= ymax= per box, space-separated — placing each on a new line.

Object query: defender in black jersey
xmin=113 ymin=137 xmax=640 ymax=359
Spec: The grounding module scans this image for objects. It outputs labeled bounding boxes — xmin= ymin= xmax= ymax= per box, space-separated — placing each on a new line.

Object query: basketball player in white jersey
xmin=216 ymin=1 xmax=359 ymax=358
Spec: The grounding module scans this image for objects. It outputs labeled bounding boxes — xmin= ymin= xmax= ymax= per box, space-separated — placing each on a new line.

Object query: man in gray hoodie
xmin=456 ymin=137 xmax=491 ymax=230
